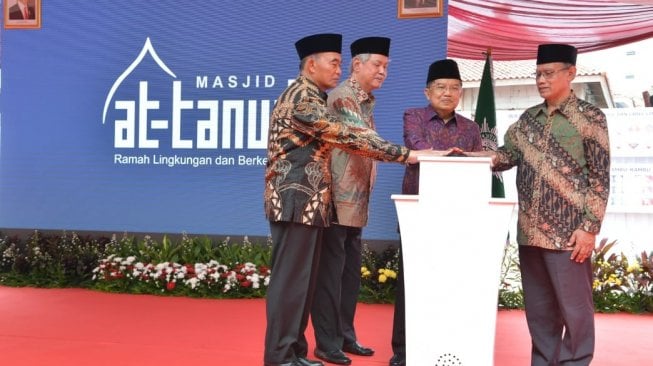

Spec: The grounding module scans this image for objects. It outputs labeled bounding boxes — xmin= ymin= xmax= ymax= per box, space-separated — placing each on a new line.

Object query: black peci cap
xmin=350 ymin=36 xmax=391 ymax=57
xmin=536 ymin=43 xmax=577 ymax=65
xmin=426 ymin=59 xmax=461 ymax=85
xmin=295 ymin=33 xmax=342 ymax=60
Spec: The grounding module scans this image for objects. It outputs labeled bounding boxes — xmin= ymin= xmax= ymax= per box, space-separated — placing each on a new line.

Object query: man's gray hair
xmin=350 ymin=53 xmax=371 ymax=73
xmin=299 ymin=54 xmax=317 ymax=71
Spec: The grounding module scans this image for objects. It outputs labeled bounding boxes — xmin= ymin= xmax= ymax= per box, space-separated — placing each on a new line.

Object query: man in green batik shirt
xmin=487 ymin=43 xmax=610 ymax=366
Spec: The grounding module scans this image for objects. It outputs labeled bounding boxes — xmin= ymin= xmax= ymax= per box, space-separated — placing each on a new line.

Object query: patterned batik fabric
xmin=327 ymin=78 xmax=377 ymax=228
xmin=401 ymin=106 xmax=483 ymax=195
xmin=264 ymin=76 xmax=408 ymax=227
xmin=494 ymin=93 xmax=610 ymax=250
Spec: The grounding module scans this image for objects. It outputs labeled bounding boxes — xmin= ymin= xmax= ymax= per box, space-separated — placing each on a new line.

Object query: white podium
xmin=392 ymin=156 xmax=516 ymax=366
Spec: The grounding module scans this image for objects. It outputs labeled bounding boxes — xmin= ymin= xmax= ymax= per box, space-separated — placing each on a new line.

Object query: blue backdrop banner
xmin=0 ymin=1 xmax=447 ymax=239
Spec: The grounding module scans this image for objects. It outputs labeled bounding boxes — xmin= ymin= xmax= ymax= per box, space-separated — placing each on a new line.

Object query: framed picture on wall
xmin=4 ymin=0 xmax=41 ymax=29
xmin=398 ymin=0 xmax=443 ymax=19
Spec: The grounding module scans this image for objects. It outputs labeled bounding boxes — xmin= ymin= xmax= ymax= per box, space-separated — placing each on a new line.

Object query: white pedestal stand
xmin=392 ymin=156 xmax=516 ymax=366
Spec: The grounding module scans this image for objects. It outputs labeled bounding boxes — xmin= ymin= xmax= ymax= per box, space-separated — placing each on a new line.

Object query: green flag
xmin=474 ymin=50 xmax=505 ymax=198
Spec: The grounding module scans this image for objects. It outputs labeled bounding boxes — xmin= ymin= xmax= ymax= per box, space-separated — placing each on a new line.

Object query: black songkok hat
xmin=536 ymin=43 xmax=577 ymax=65
xmin=350 ymin=36 xmax=391 ymax=57
xmin=295 ymin=33 xmax=342 ymax=60
xmin=426 ymin=59 xmax=461 ymax=85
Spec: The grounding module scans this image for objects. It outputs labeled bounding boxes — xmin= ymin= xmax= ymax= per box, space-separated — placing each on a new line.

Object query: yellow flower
xmin=360 ymin=266 xmax=372 ymax=278
xmin=615 ymin=278 xmax=622 ymax=286
xmin=378 ymin=274 xmax=387 ymax=283
xmin=592 ymin=279 xmax=600 ymax=289
xmin=627 ymin=263 xmax=641 ymax=273
xmin=383 ymin=269 xmax=397 ymax=279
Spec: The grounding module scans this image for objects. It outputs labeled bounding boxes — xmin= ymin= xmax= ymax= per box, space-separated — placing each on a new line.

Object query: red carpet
xmin=0 ymin=286 xmax=650 ymax=365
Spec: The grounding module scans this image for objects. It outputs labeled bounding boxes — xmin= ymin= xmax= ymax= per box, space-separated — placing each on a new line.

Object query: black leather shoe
xmin=314 ymin=349 xmax=351 ymax=365
xmin=389 ymin=353 xmax=406 ymax=366
xmin=294 ymin=357 xmax=324 ymax=366
xmin=264 ymin=358 xmax=323 ymax=366
xmin=342 ymin=341 xmax=375 ymax=356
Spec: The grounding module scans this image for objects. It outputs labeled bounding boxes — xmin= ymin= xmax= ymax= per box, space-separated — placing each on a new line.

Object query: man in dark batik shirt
xmin=490 ymin=44 xmax=610 ymax=366
xmin=389 ymin=59 xmax=482 ymax=366
xmin=263 ymin=33 xmax=445 ymax=366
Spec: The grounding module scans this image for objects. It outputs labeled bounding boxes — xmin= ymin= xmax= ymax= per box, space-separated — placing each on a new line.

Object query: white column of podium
xmin=392 ymin=156 xmax=516 ymax=366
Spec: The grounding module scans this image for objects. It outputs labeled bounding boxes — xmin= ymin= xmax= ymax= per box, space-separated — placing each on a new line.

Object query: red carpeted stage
xmin=0 ymin=286 xmax=650 ymax=365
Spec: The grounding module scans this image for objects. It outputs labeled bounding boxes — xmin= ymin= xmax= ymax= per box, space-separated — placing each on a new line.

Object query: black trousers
xmin=310 ymin=224 xmax=363 ymax=351
xmin=519 ymin=245 xmax=595 ymax=366
xmin=390 ymin=241 xmax=406 ymax=357
xmin=264 ymin=221 xmax=323 ymax=364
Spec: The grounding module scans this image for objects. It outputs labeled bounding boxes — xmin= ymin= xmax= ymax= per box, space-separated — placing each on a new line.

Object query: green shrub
xmin=359 ymin=244 xmax=400 ymax=303
xmin=1 ymin=231 xmax=651 ymax=313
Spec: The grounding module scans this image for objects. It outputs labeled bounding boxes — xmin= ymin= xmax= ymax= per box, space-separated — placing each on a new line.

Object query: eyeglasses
xmin=533 ymin=67 xmax=570 ymax=80
xmin=429 ymin=84 xmax=462 ymax=94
